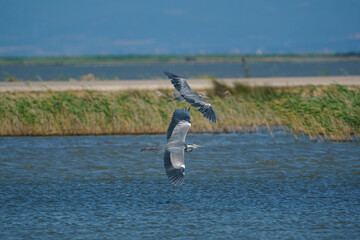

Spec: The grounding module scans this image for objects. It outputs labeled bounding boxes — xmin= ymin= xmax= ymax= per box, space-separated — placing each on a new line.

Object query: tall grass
xmin=0 ymin=83 xmax=359 ymax=141
xmin=210 ymin=81 xmax=360 ymax=141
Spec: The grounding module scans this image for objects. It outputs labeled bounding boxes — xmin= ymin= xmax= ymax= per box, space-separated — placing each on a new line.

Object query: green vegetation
xmin=211 ymin=81 xmax=360 ymax=141
xmin=0 ymin=83 xmax=359 ymax=141
xmin=0 ymin=52 xmax=360 ymax=65
xmin=5 ymin=74 xmax=21 ymax=82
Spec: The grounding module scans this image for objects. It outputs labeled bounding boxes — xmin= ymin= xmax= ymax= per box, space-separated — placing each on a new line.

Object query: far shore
xmin=0 ymin=76 xmax=360 ymax=92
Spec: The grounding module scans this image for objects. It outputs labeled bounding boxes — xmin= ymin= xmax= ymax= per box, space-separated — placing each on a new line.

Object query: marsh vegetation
xmin=0 ymin=81 xmax=358 ymax=141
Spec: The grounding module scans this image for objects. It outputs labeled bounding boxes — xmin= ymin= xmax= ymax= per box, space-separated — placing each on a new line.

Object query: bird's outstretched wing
xmin=164 ymin=108 xmax=191 ymax=186
xmin=164 ymin=71 xmax=217 ymax=123
xmin=164 ymin=150 xmax=185 ymax=186
xmin=166 ymin=107 xmax=191 ymax=140
xmin=183 ymin=96 xmax=217 ymax=123
xmin=164 ymin=71 xmax=192 ymax=93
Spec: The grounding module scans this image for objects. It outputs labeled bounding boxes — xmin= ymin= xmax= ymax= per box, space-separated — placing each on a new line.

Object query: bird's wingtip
xmin=163 ymin=71 xmax=171 ymax=77
xmin=166 ymin=167 xmax=185 ymax=186
xmin=164 ymin=71 xmax=180 ymax=79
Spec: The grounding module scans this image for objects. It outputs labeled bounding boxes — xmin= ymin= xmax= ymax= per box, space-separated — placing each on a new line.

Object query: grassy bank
xmin=0 ymin=83 xmax=359 ymax=141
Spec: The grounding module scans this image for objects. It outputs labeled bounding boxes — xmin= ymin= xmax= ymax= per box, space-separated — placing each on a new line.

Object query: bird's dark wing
xmin=166 ymin=108 xmax=191 ymax=140
xmin=164 ymin=150 xmax=185 ymax=186
xmin=185 ymin=97 xmax=217 ymax=123
xmin=164 ymin=71 xmax=193 ymax=93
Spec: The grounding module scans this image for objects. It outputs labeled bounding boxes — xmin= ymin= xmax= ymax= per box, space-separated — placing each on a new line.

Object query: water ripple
xmin=0 ymin=133 xmax=359 ymax=239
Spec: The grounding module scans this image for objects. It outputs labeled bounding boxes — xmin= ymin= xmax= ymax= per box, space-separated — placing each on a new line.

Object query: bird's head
xmin=198 ymin=94 xmax=209 ymax=99
xmin=185 ymin=144 xmax=204 ymax=152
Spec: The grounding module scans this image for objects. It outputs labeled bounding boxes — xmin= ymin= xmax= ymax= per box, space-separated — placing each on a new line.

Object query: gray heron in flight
xmin=164 ymin=107 xmax=194 ymax=186
xmin=141 ymin=143 xmax=203 ymax=152
xmin=164 ymin=71 xmax=217 ymax=123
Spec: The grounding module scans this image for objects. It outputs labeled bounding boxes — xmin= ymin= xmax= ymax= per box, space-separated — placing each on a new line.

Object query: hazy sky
xmin=1 ymin=0 xmax=359 ymax=56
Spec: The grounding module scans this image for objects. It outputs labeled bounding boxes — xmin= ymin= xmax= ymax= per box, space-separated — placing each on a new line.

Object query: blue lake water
xmin=1 ymin=61 xmax=360 ymax=81
xmin=1 ymin=133 xmax=360 ymax=239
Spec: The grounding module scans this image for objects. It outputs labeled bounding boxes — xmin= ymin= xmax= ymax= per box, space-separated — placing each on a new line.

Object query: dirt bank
xmin=0 ymin=76 xmax=359 ymax=92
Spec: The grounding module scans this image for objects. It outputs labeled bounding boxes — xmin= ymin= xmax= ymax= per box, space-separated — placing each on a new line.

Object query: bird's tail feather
xmin=173 ymin=93 xmax=184 ymax=102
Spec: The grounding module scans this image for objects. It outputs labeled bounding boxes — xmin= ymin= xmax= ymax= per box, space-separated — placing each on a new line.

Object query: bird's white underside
xmin=166 ymin=120 xmax=191 ymax=169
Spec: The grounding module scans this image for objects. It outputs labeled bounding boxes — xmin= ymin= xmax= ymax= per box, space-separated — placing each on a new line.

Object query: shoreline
xmin=1 ymin=76 xmax=360 ymax=92
xmin=1 ymin=53 xmax=359 ymax=65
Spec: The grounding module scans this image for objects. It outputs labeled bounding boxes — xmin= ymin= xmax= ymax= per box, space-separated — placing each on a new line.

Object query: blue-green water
xmin=1 ymin=61 xmax=360 ymax=81
xmin=1 ymin=133 xmax=360 ymax=239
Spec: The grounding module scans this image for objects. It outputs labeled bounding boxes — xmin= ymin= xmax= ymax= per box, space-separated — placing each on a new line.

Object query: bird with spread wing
xmin=164 ymin=71 xmax=217 ymax=123
xmin=164 ymin=107 xmax=193 ymax=186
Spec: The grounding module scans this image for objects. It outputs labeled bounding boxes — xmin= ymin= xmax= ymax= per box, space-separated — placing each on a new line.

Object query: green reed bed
xmin=0 ymin=83 xmax=359 ymax=141
xmin=212 ymin=81 xmax=360 ymax=141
